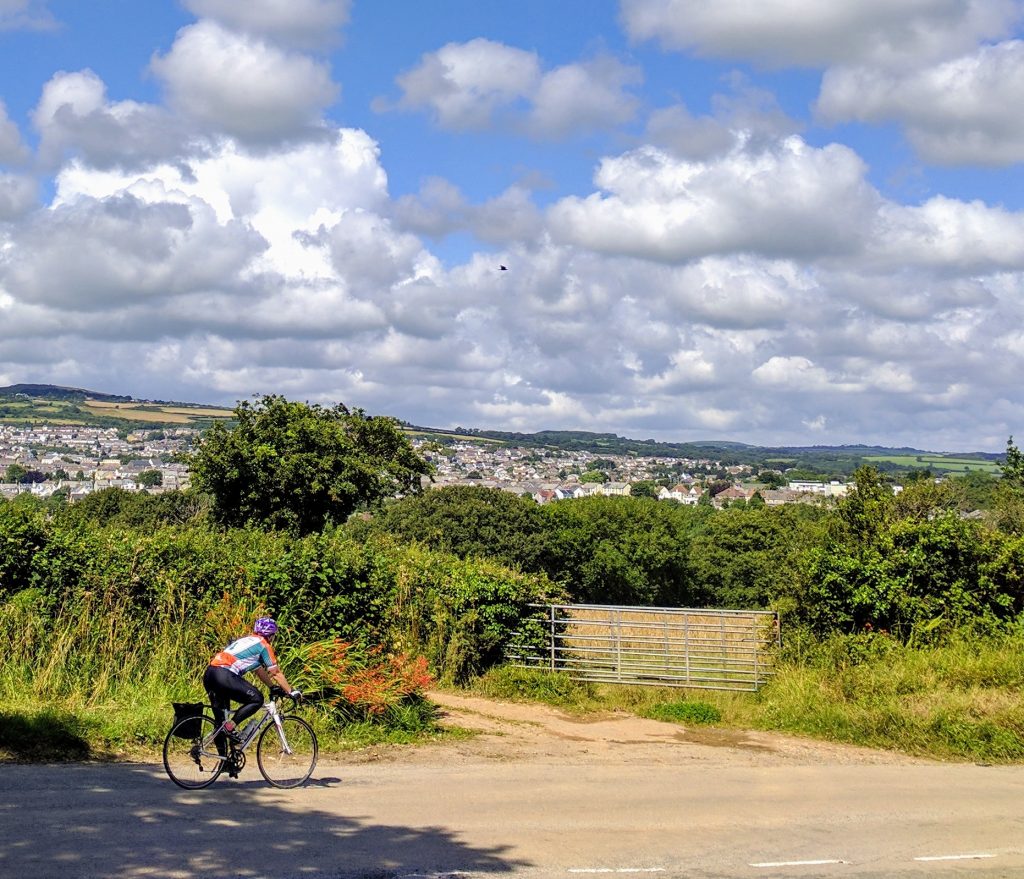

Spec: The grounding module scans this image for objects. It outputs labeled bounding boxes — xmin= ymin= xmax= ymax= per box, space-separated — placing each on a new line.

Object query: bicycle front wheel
xmin=256 ymin=715 xmax=318 ymax=788
xmin=163 ymin=714 xmax=226 ymax=789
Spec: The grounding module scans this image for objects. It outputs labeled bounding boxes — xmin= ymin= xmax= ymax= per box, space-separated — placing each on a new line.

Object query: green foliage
xmin=188 ymin=394 xmax=433 ymax=534
xmin=471 ymin=665 xmax=594 ymax=706
xmin=790 ymin=466 xmax=1024 ymax=637
xmin=5 ymin=463 xmax=28 ymax=483
xmin=537 ymin=496 xmax=705 ymax=606
xmin=0 ymin=503 xmax=49 ymax=597
xmin=994 ymin=436 xmax=1024 ymax=534
xmin=136 ymin=469 xmax=163 ymax=487
xmin=687 ymin=505 xmax=825 ymax=609
xmin=629 ymin=480 xmax=660 ymax=499
xmin=1001 ymin=436 xmax=1024 ymax=485
xmin=952 ymin=470 xmax=999 ymax=510
xmin=754 ymin=631 xmax=1024 ymax=762
xmin=642 ymin=700 xmax=722 ymax=725
xmin=59 ymin=487 xmax=210 ymax=529
xmin=386 ymin=545 xmax=563 ymax=684
xmin=0 ymin=505 xmax=558 ymax=755
xmin=10 ymin=434 xmax=1024 ymax=762
xmin=351 ymin=485 xmax=547 ymax=571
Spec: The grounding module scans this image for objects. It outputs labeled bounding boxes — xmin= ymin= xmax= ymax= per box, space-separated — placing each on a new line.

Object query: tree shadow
xmin=0 ymin=709 xmax=93 ymax=761
xmin=0 ymin=762 xmax=532 ymax=878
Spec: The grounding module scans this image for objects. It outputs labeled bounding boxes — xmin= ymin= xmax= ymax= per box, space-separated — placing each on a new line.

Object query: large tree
xmin=188 ymin=395 xmax=433 ymax=534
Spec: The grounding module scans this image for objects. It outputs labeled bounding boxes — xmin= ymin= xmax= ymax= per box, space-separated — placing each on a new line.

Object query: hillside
xmin=2 ymin=385 xmax=1002 ymax=475
xmin=0 ymin=384 xmax=234 ymax=429
xmin=417 ymin=426 xmax=1001 ymax=475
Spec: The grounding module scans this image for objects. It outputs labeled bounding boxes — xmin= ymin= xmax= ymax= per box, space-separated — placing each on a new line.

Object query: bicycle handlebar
xmin=268 ymin=685 xmax=303 ymax=708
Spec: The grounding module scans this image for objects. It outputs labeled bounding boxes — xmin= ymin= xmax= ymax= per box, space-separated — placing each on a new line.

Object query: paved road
xmin=2 ymin=758 xmax=1023 ymax=879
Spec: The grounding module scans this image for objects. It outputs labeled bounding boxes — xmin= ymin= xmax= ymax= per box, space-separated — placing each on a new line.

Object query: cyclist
xmin=204 ymin=617 xmax=301 ymax=745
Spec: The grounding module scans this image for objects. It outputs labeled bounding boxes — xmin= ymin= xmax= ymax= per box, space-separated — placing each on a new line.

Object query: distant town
xmin=1 ymin=421 xmax=859 ymax=508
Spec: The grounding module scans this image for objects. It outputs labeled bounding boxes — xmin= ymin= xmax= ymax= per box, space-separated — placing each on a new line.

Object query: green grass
xmin=0 ymin=598 xmax=454 ymax=763
xmin=864 ymin=454 xmax=1000 ymax=474
xmin=641 ymin=700 xmax=722 ymax=725
xmin=0 ymin=667 xmax=458 ymax=762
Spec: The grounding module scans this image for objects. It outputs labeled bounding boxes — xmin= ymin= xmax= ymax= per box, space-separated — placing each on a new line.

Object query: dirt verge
xmin=344 ymin=690 xmax=927 ymax=768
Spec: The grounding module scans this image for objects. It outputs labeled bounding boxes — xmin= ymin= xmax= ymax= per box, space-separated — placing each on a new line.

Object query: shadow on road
xmin=0 ymin=709 xmax=93 ymax=761
xmin=0 ymin=762 xmax=530 ymax=878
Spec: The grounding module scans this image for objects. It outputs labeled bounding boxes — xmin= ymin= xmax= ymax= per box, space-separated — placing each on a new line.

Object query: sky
xmin=1 ymin=1 xmax=1023 ymax=451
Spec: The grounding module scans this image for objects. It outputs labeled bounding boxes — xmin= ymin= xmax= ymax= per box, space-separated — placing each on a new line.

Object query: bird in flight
xmin=499 ymin=265 xmax=507 ymax=271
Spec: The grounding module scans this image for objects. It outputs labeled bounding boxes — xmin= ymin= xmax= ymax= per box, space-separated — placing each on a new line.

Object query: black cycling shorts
xmin=203 ymin=665 xmax=264 ymax=725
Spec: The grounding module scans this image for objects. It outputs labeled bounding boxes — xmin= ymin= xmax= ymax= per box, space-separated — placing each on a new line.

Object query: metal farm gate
xmin=506 ymin=603 xmax=780 ymax=692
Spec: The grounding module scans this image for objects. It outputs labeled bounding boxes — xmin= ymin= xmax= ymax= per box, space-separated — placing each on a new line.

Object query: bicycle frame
xmin=205 ymin=696 xmax=292 ymax=759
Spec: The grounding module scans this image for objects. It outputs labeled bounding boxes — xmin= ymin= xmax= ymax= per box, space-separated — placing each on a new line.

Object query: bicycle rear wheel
xmin=256 ymin=715 xmax=318 ymax=788
xmin=163 ymin=714 xmax=226 ymax=789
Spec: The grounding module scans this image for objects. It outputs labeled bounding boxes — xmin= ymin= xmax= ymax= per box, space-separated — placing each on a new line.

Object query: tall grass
xmin=751 ymin=632 xmax=1024 ymax=761
xmin=0 ymin=515 xmax=555 ymax=761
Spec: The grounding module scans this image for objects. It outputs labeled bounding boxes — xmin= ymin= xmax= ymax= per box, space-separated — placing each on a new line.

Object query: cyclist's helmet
xmin=253 ymin=617 xmax=278 ymax=637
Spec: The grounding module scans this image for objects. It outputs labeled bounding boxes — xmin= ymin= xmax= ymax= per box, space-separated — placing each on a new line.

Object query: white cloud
xmin=388 ymin=39 xmax=642 ymax=137
xmin=639 ymin=348 xmax=718 ymax=393
xmin=0 ymin=193 xmax=264 ymax=308
xmin=752 ymin=355 xmax=833 ymax=391
xmin=0 ymin=172 xmax=36 ymax=219
xmin=391 ymin=38 xmax=540 ymax=130
xmin=50 ymin=131 xmax=392 ymax=287
xmin=0 ymin=0 xmax=55 ymax=32
xmin=818 ymin=40 xmax=1024 ymax=166
xmin=547 ymin=137 xmax=879 ymax=262
xmin=4 ymin=39 xmax=1024 ymax=449
xmin=620 ymin=0 xmax=1021 ymax=69
xmin=473 ymin=389 xmax=593 ymax=432
xmin=150 ymin=21 xmax=338 ymax=144
xmin=646 ymin=105 xmax=736 ymax=161
xmin=869 ymin=196 xmax=1024 ymax=272
xmin=393 ymin=179 xmax=543 ymax=244
xmin=646 ymin=77 xmax=799 ymax=161
xmin=528 ymin=56 xmax=642 ymax=138
xmin=0 ymin=99 xmax=28 ymax=163
xmin=32 ymin=70 xmax=193 ymax=170
xmin=183 ymin=0 xmax=351 ymax=49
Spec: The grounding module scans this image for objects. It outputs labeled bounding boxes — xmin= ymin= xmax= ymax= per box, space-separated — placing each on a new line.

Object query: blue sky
xmin=1 ymin=0 xmax=1023 ymax=450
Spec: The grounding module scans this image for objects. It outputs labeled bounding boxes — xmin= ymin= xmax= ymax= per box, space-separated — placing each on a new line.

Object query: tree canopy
xmin=188 ymin=395 xmax=433 ymax=534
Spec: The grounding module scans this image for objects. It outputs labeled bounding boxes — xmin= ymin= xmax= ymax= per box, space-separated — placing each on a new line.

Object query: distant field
xmin=404 ymin=429 xmax=504 ymax=444
xmin=82 ymin=402 xmax=191 ymax=423
xmin=865 ymin=454 xmax=1001 ymax=474
xmin=81 ymin=400 xmax=234 ymax=425
xmin=159 ymin=406 xmax=235 ymax=417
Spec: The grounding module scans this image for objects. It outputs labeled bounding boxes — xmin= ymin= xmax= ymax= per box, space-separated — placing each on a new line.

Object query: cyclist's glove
xmin=289 ymin=689 xmax=303 ymax=701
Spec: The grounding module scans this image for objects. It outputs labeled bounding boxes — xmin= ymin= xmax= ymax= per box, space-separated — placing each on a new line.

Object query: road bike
xmin=163 ymin=687 xmax=318 ymax=790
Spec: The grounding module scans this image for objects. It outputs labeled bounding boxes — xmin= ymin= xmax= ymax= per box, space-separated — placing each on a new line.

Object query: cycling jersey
xmin=209 ymin=634 xmax=279 ymax=677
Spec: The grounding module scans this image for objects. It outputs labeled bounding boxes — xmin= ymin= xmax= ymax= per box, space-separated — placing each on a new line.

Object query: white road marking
xmin=750 ymin=860 xmax=846 ymax=868
xmin=914 ymin=854 xmax=996 ymax=862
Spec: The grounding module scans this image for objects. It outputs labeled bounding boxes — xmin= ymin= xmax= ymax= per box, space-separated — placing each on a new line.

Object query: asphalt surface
xmin=2 ymin=756 xmax=1023 ymax=879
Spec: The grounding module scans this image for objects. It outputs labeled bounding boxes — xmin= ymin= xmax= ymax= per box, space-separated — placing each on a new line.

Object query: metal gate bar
xmin=506 ymin=603 xmax=779 ymax=692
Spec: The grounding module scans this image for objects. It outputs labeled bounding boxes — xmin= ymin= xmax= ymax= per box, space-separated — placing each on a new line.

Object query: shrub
xmin=644 ymin=700 xmax=722 ymax=725
xmin=283 ymin=637 xmax=434 ymax=722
